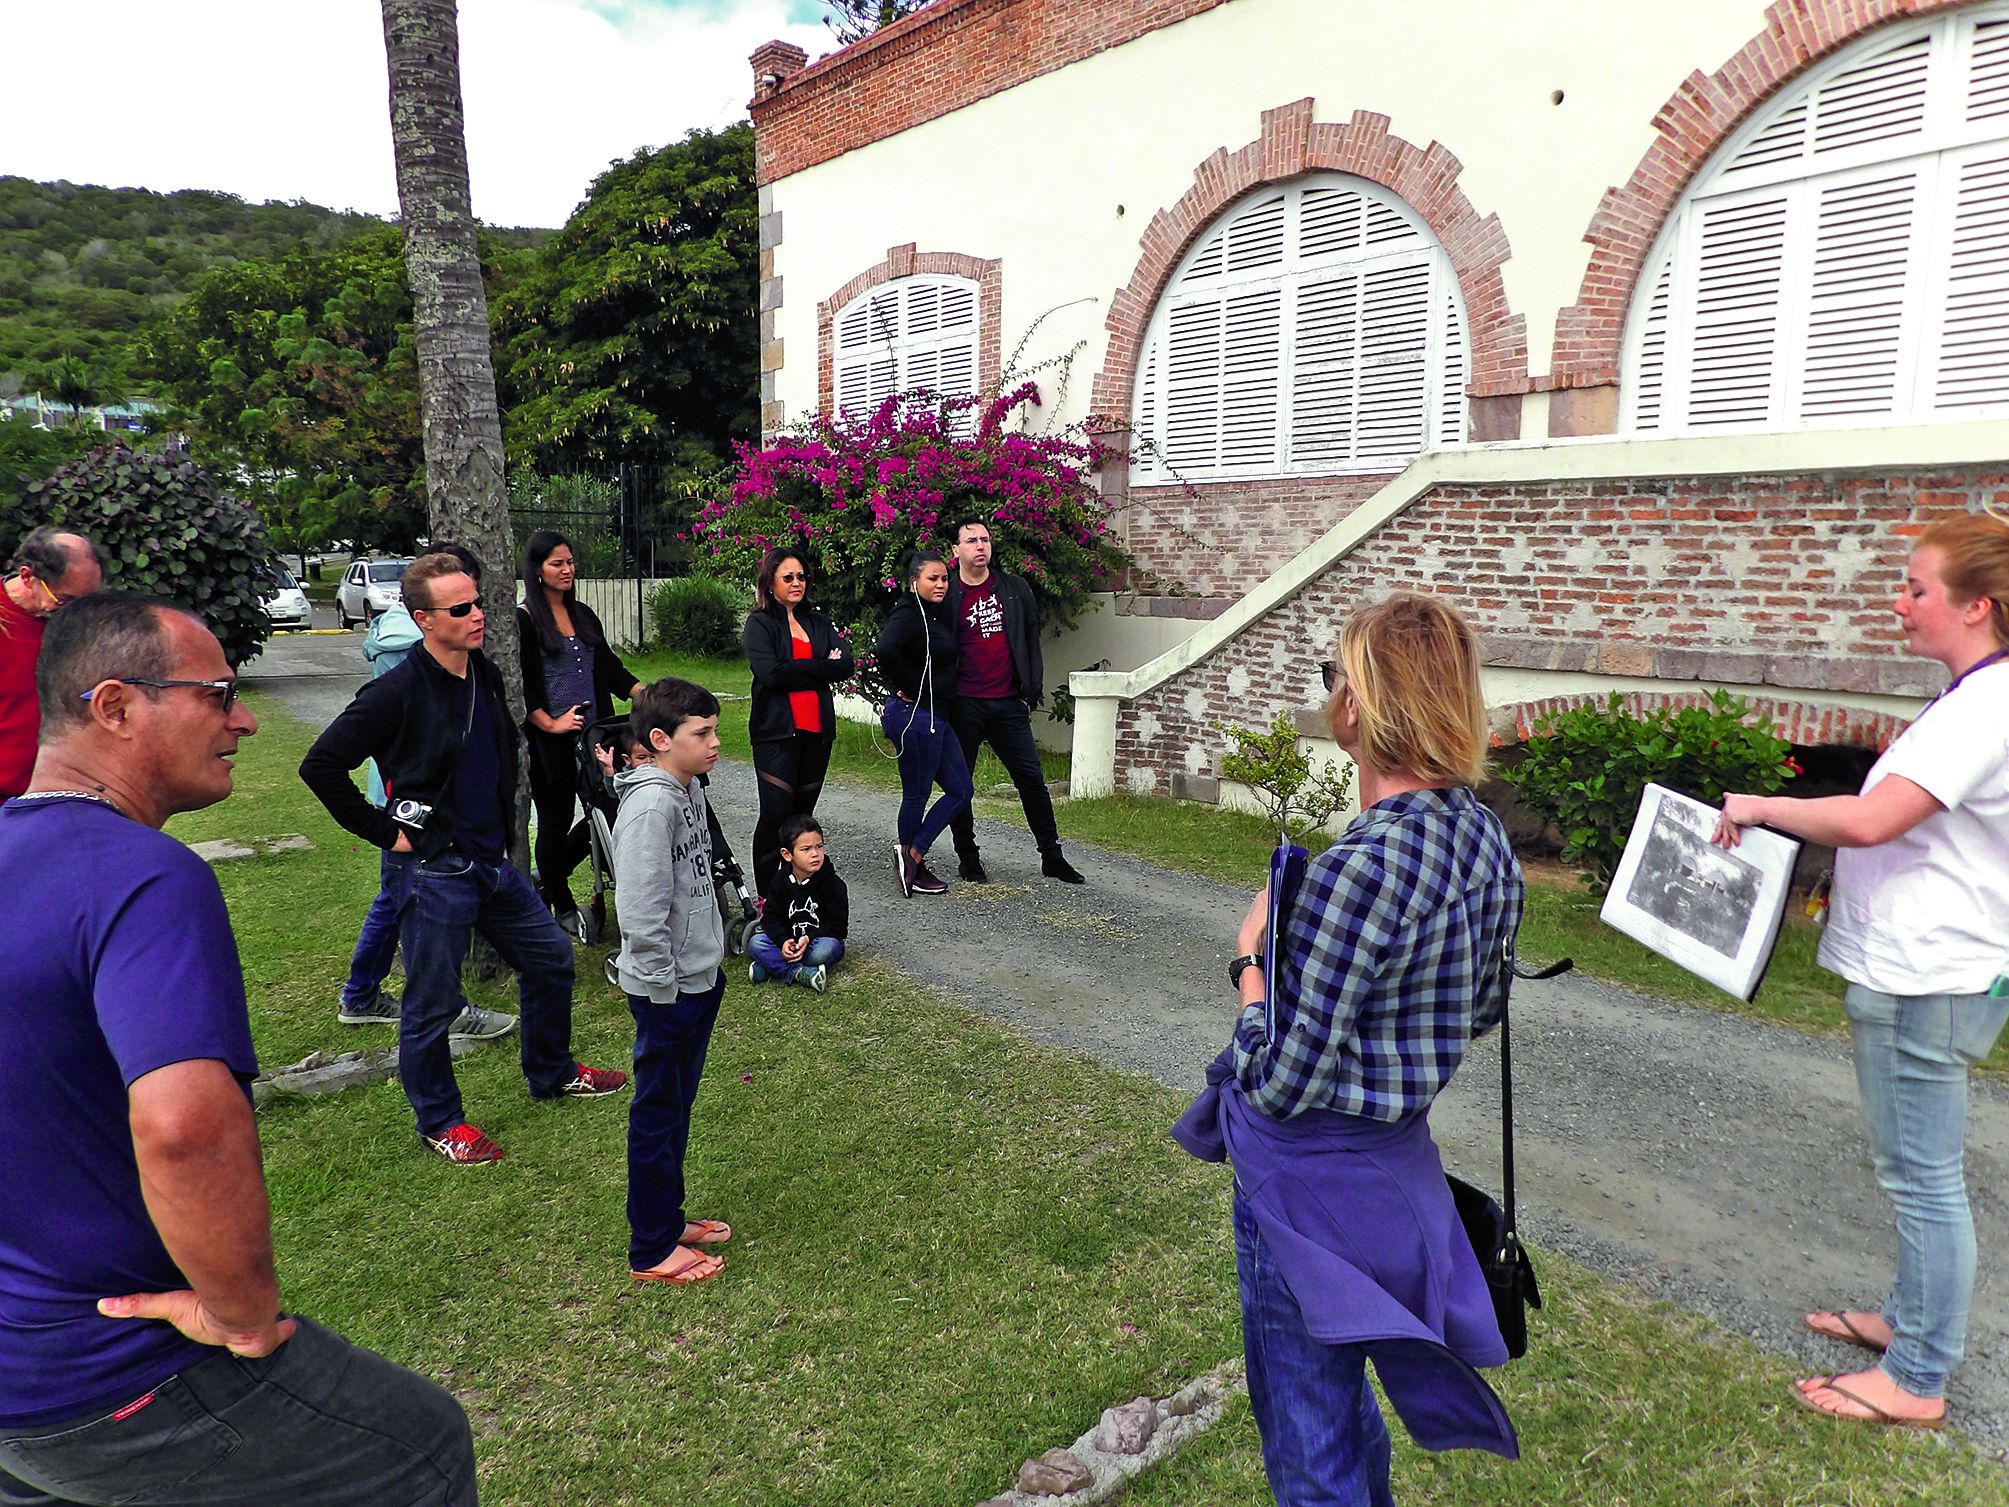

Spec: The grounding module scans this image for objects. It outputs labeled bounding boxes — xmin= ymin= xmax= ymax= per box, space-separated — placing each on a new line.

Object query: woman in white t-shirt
xmin=1715 ymin=511 xmax=2009 ymax=1430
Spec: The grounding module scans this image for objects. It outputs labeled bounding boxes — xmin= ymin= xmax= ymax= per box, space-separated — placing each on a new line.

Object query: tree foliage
xmin=823 ymin=0 xmax=928 ymax=44
xmin=494 ymin=125 xmax=757 ymax=474
xmin=6 ymin=443 xmax=272 ymax=665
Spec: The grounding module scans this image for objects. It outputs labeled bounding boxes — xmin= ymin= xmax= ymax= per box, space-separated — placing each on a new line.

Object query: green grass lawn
xmin=159 ymin=691 xmax=2009 ymax=1504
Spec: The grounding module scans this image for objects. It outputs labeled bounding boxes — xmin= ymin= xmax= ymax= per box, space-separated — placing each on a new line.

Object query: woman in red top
xmin=742 ymin=549 xmax=854 ymax=891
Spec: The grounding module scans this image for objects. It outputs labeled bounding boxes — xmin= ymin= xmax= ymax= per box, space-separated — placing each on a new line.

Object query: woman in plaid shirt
xmin=1176 ymin=593 xmax=1524 ymax=1506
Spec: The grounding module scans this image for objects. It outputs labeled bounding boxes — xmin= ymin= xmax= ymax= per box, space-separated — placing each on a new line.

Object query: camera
xmin=390 ymin=798 xmax=434 ymax=831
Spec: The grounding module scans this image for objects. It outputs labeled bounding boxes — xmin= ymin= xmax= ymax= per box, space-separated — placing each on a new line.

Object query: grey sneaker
xmin=801 ymin=964 xmax=828 ymax=993
xmin=449 ymin=1005 xmax=517 ymax=1042
xmin=337 ymin=989 xmax=399 ymax=1026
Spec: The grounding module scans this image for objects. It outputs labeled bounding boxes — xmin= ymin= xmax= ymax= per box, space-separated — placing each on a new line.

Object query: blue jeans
xmin=340 ymin=851 xmax=402 ymax=1008
xmin=880 ymin=700 xmax=971 ymax=857
xmin=1235 ymin=1189 xmax=1394 ymax=1507
xmin=627 ymin=975 xmax=725 ymax=1271
xmin=1845 ymin=984 xmax=2009 ymax=1396
xmin=746 ymin=933 xmax=844 ymax=983
xmin=393 ymin=854 xmax=576 ymax=1138
xmin=0 ymin=1317 xmax=474 ymax=1506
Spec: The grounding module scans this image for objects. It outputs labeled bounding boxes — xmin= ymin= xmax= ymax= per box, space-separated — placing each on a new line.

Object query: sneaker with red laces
xmin=422 ymin=1122 xmax=503 ymax=1165
xmin=561 ymin=1061 xmax=629 ymax=1098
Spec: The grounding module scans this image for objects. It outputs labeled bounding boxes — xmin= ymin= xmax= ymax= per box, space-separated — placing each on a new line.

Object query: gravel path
xmin=247 ymin=634 xmax=2009 ymax=1448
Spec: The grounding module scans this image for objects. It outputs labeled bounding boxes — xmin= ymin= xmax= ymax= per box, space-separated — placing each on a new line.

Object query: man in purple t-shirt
xmin=944 ymin=517 xmax=1085 ymax=887
xmin=0 ymin=594 xmax=475 ymax=1506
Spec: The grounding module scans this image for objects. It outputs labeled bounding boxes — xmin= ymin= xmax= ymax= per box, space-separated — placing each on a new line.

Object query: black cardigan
xmin=743 ymin=604 xmax=856 ymax=744
xmin=873 ymin=593 xmax=959 ymax=714
xmin=517 ymin=601 xmax=641 ymax=781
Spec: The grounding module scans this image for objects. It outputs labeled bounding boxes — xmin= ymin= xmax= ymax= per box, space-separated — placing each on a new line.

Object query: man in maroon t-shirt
xmin=944 ymin=518 xmax=1084 ymax=886
xmin=0 ymin=526 xmax=105 ymax=798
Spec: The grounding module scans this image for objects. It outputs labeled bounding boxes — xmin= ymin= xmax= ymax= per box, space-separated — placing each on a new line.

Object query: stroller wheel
xmin=726 ymin=917 xmax=752 ymax=957
xmin=603 ymin=953 xmax=620 ymax=988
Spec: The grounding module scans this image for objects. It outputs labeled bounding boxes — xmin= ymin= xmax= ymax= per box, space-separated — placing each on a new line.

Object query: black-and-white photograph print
xmin=1623 ymin=808 xmax=1762 ymax=959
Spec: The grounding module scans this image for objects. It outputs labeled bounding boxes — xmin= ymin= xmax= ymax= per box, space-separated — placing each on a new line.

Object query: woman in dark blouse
xmin=742 ymin=548 xmax=854 ymax=892
xmin=518 ymin=530 xmax=644 ymax=928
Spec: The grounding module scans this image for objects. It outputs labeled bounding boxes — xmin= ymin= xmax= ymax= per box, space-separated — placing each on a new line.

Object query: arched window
xmin=1626 ymin=4 xmax=2009 ymax=433
xmin=831 ymin=275 xmax=980 ymax=420
xmin=1130 ymin=174 xmax=1467 ymax=483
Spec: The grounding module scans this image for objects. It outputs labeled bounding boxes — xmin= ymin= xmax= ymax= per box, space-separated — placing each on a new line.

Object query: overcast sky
xmin=8 ymin=0 xmax=833 ymax=229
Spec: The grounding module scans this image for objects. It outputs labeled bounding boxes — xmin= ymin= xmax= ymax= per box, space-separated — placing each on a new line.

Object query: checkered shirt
xmin=1232 ymin=786 xmax=1524 ymax=1122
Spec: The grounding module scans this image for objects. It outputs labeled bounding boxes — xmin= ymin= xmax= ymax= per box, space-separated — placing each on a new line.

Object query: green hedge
xmin=650 ymin=574 xmax=747 ymax=658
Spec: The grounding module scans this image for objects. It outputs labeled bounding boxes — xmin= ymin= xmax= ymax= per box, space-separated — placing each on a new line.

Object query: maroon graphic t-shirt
xmin=956 ymin=578 xmax=1016 ymax=699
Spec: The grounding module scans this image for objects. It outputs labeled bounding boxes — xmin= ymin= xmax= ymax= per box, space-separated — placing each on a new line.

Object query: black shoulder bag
xmin=1446 ymin=940 xmax=1569 ymax=1360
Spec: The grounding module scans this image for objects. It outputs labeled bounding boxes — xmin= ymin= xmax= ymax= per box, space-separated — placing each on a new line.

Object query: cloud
xmin=7 ymin=0 xmax=831 ymax=228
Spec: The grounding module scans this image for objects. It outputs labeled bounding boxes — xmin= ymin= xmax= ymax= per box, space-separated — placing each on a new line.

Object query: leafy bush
xmin=650 ymin=574 xmax=746 ymax=658
xmin=1502 ymin=691 xmax=1800 ymax=884
xmin=1217 ymin=712 xmax=1356 ymax=846
xmin=6 ymin=442 xmax=272 ymax=665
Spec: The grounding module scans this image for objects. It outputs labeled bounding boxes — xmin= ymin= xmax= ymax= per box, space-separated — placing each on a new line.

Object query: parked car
xmin=260 ymin=561 xmax=311 ymax=632
xmin=335 ymin=557 xmax=412 ymax=628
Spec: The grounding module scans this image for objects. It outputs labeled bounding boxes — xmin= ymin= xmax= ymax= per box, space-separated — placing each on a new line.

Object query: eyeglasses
xmin=30 ymin=575 xmax=86 ymax=615
xmin=1319 ymin=660 xmax=1340 ymax=693
xmin=419 ymin=598 xmax=481 ymax=618
xmin=776 ymin=571 xmax=807 ymax=583
xmin=82 ymin=677 xmax=241 ymax=712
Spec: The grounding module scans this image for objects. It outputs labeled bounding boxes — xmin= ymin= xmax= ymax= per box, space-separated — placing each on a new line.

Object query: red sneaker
xmin=561 ymin=1062 xmax=629 ymax=1098
xmin=422 ymin=1122 xmax=503 ymax=1165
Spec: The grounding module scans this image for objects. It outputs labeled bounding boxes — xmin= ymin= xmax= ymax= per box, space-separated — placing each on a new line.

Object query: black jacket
xmin=758 ymin=861 xmax=850 ymax=944
xmin=299 ymin=643 xmax=517 ymax=859
xmin=944 ymin=570 xmax=1044 ymax=708
xmin=873 ymin=593 xmax=958 ymax=714
xmin=742 ymin=605 xmax=856 ymax=745
xmin=518 ymin=601 xmax=641 ymax=788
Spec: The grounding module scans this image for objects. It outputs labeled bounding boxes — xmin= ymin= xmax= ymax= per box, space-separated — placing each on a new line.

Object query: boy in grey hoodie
xmin=611 ymin=678 xmax=731 ymax=1284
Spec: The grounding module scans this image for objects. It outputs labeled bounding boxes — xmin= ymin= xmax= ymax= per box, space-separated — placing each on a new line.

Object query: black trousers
xmin=528 ymin=735 xmax=588 ymax=913
xmin=948 ymin=695 xmax=1061 ymax=862
xmin=750 ymin=732 xmax=833 ymax=892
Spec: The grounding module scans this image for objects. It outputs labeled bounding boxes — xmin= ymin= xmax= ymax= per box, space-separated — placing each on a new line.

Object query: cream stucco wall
xmin=765 ymin=0 xmax=1777 ymax=425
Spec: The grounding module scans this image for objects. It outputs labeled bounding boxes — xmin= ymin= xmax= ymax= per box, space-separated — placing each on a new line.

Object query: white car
xmin=260 ymin=562 xmax=311 ymax=631
xmin=336 ymin=557 xmax=412 ymax=628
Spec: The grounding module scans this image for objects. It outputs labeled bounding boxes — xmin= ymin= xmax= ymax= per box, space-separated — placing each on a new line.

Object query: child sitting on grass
xmin=748 ymin=815 xmax=848 ymax=993
xmin=610 ymin=678 xmax=732 ymax=1285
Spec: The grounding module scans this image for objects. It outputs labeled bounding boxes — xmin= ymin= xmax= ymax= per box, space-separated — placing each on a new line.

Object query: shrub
xmin=651 ymin=574 xmax=746 ymax=658
xmin=1217 ymin=712 xmax=1356 ymax=847
xmin=1502 ymin=691 xmax=1800 ymax=884
xmin=6 ymin=442 xmax=271 ymax=665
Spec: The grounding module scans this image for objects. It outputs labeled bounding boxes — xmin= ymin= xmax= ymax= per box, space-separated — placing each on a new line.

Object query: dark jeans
xmin=746 ymin=933 xmax=844 ymax=982
xmin=394 ymin=853 xmax=576 ymax=1137
xmin=879 ymin=700 xmax=971 ymax=857
xmin=0 ymin=1317 xmax=475 ymax=1506
xmin=626 ymin=975 xmax=725 ymax=1271
xmin=948 ymin=695 xmax=1061 ymax=862
xmin=1236 ymin=1189 xmax=1394 ymax=1507
xmin=750 ymin=733 xmax=833 ymax=893
xmin=341 ymin=850 xmax=402 ymax=1007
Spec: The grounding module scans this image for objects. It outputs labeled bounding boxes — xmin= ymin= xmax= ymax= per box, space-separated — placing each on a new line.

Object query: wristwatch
xmin=1228 ymin=952 xmax=1263 ymax=988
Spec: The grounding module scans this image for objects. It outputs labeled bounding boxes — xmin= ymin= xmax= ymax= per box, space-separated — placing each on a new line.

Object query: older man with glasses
xmin=0 ymin=525 xmax=105 ymax=799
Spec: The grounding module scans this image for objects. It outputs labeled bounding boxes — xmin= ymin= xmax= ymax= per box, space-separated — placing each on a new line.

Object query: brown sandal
xmin=630 ymin=1245 xmax=725 ymax=1285
xmin=682 ymin=1219 xmax=732 ymax=1246
xmin=1792 ymin=1376 xmax=1945 ymax=1430
xmin=1804 ymin=1310 xmax=1889 ymax=1354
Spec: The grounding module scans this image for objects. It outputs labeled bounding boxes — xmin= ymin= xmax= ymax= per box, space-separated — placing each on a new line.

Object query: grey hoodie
xmin=610 ymin=763 xmax=725 ymax=1000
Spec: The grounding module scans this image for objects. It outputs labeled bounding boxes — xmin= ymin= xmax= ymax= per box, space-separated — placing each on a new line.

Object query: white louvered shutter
xmin=831 ymin=276 xmax=980 ymax=423
xmin=1796 ymin=167 xmax=1928 ymax=420
xmin=1682 ymin=193 xmax=1791 ymax=428
xmin=1353 ymin=262 xmax=1433 ymax=464
xmin=1926 ymin=145 xmax=2009 ymax=411
xmin=1629 ymin=253 xmax=1675 ymax=431
xmin=1133 ymin=343 xmax=1160 ymax=481
xmin=1436 ymin=268 xmax=1468 ymax=445
xmin=1289 ymin=272 xmax=1358 ymax=465
xmin=1163 ymin=297 xmax=1224 ymax=472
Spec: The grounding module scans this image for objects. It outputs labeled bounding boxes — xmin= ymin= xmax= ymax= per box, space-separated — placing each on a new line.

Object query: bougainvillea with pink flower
xmin=690 ymin=383 xmax=1131 ymax=637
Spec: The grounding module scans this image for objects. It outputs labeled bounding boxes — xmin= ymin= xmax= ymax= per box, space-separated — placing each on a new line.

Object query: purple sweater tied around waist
xmin=1173 ymin=1049 xmax=1518 ymax=1458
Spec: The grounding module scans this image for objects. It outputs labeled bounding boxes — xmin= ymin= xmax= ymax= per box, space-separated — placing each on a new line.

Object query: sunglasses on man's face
xmin=421 ymin=598 xmax=481 ymax=618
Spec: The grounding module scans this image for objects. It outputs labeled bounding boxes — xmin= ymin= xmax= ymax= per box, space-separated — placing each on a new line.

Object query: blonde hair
xmin=1918 ymin=512 xmax=2009 ymax=649
xmin=1333 ymin=592 xmax=1489 ymax=786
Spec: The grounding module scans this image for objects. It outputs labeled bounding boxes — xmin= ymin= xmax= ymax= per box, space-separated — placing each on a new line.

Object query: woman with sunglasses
xmin=519 ymin=530 xmax=644 ymax=930
xmin=743 ymin=548 xmax=853 ymax=892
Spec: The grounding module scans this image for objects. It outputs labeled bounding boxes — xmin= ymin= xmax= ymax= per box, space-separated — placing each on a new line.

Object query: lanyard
xmin=1940 ymin=646 xmax=2009 ymax=700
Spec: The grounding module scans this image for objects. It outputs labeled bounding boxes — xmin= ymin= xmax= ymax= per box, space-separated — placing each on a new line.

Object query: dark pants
xmin=750 ymin=733 xmax=833 ymax=893
xmin=528 ymin=737 xmax=588 ymax=916
xmin=1235 ymin=1190 xmax=1394 ymax=1507
xmin=0 ymin=1318 xmax=475 ymax=1506
xmin=341 ymin=849 xmax=402 ymax=1007
xmin=626 ymin=974 xmax=725 ymax=1271
xmin=394 ymin=854 xmax=576 ymax=1137
xmin=879 ymin=701 xmax=971 ymax=857
xmin=949 ymin=695 xmax=1061 ymax=862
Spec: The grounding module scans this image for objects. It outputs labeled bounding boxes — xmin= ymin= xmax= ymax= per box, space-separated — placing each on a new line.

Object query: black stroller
xmin=569 ymin=723 xmax=760 ymax=987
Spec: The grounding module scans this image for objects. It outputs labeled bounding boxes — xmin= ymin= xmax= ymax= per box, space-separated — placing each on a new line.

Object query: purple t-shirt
xmin=0 ymin=796 xmax=259 ymax=1427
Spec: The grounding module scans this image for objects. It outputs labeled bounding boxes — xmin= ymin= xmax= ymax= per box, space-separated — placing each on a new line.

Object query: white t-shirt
xmin=1818 ymin=659 xmax=2009 ymax=996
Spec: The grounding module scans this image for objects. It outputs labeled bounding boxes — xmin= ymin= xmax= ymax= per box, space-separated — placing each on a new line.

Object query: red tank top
xmin=789 ymin=633 xmax=823 ymax=733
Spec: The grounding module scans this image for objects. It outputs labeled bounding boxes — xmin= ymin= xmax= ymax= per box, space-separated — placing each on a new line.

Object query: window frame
xmin=830 ymin=273 xmax=983 ymax=425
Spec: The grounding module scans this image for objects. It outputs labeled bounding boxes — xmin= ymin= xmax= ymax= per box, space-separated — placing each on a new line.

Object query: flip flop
xmin=682 ymin=1219 xmax=732 ymax=1246
xmin=1804 ymin=1310 xmax=1889 ymax=1354
xmin=1791 ymin=1376 xmax=1945 ymax=1431
xmin=630 ymin=1246 xmax=725 ymax=1285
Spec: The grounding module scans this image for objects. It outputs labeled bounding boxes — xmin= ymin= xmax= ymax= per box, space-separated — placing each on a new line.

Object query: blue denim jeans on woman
xmin=1845 ymin=984 xmax=2009 ymax=1397
xmin=392 ymin=853 xmax=576 ymax=1138
xmin=1235 ymin=1189 xmax=1394 ymax=1507
xmin=746 ymin=932 xmax=844 ymax=983
xmin=880 ymin=699 xmax=971 ymax=857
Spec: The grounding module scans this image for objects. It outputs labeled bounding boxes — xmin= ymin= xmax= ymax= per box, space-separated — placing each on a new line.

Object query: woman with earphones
xmin=873 ymin=549 xmax=970 ymax=897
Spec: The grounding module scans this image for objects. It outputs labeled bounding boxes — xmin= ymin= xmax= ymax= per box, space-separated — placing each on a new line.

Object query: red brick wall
xmin=1113 ymin=468 xmax=2009 ymax=791
xmin=1115 ymin=473 xmax=1391 ymax=600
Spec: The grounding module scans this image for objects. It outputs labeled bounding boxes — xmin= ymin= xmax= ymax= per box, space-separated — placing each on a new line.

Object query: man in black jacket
xmin=944 ymin=518 xmax=1084 ymax=885
xmin=300 ymin=553 xmax=628 ymax=1166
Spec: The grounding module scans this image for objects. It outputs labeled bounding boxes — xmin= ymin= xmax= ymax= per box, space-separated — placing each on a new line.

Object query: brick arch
xmin=815 ymin=244 xmax=1003 ymax=416
xmin=1089 ymin=99 xmax=1529 ymax=446
xmin=1490 ymin=691 xmax=1912 ymax=754
xmin=1548 ymin=0 xmax=1978 ymax=392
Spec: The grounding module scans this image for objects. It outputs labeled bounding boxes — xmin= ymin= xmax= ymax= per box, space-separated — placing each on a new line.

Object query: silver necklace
xmin=14 ymin=789 xmax=124 ymax=815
